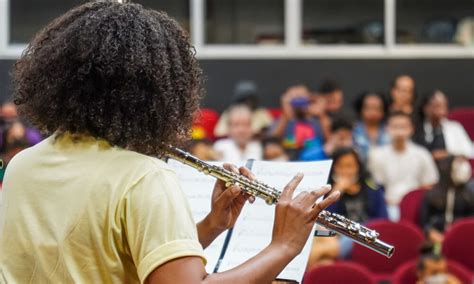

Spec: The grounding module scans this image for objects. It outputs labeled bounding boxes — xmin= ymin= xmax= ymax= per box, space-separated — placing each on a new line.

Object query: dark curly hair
xmin=13 ymin=1 xmax=202 ymax=156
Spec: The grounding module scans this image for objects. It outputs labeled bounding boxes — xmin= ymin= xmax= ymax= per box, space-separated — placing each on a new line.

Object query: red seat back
xmin=267 ymin=108 xmax=282 ymax=120
xmin=303 ymin=261 xmax=376 ymax=284
xmin=448 ymin=108 xmax=474 ymax=141
xmin=399 ymin=188 xmax=426 ymax=227
xmin=442 ymin=217 xmax=474 ymax=272
xmin=350 ymin=220 xmax=424 ymax=281
xmin=192 ymin=108 xmax=220 ymax=140
xmin=392 ymin=259 xmax=473 ymax=284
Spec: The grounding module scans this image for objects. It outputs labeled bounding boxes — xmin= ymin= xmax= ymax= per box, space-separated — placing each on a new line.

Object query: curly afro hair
xmin=13 ymin=1 xmax=202 ymax=156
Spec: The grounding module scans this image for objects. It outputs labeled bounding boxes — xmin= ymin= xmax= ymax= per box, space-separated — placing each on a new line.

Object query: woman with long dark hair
xmin=413 ymin=90 xmax=473 ymax=160
xmin=308 ymin=147 xmax=387 ymax=267
xmin=327 ymin=147 xmax=388 ymax=224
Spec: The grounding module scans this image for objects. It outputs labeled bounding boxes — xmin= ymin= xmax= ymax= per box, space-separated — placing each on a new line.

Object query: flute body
xmin=165 ymin=145 xmax=394 ymax=258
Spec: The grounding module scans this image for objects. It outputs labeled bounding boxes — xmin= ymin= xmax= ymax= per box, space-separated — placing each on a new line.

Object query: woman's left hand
xmin=197 ymin=164 xmax=255 ymax=248
xmin=208 ymin=164 xmax=255 ymax=231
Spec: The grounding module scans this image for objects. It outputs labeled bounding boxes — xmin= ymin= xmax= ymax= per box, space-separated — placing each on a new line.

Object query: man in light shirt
xmin=214 ymin=104 xmax=263 ymax=163
xmin=369 ymin=111 xmax=439 ymax=220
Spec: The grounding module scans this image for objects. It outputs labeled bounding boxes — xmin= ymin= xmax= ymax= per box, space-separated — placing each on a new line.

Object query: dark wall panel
xmin=199 ymin=59 xmax=474 ymax=112
xmin=1 ymin=58 xmax=474 ymax=111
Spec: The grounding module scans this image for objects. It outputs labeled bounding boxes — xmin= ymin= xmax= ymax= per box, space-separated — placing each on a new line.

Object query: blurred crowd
xmin=188 ymin=75 xmax=474 ymax=283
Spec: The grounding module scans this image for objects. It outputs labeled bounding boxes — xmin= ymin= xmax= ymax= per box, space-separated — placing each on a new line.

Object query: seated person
xmin=317 ymin=79 xmax=345 ymax=118
xmin=421 ymin=155 xmax=474 ymax=245
xmin=417 ymin=244 xmax=461 ymax=284
xmin=307 ymin=147 xmax=388 ymax=268
xmin=352 ymin=91 xmax=390 ymax=160
xmin=214 ymin=104 xmax=262 ymax=163
xmin=214 ymin=80 xmax=273 ymax=138
xmin=187 ymin=139 xmax=220 ymax=161
xmin=262 ymin=137 xmax=289 ymax=161
xmin=414 ymin=90 xmax=473 ymax=160
xmin=269 ymin=85 xmax=325 ymax=160
xmin=389 ymin=74 xmax=417 ymax=115
xmin=300 ymin=118 xmax=353 ymax=161
xmin=369 ymin=111 xmax=439 ymax=221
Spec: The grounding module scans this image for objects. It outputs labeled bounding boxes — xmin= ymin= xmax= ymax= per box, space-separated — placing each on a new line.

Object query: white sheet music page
xmin=217 ymin=160 xmax=333 ymax=282
xmin=167 ymin=159 xmax=233 ymax=273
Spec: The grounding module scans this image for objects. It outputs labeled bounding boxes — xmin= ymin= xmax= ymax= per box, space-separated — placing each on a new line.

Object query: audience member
xmin=414 ymin=90 xmax=473 ymax=160
xmin=318 ymin=80 xmax=344 ymax=117
xmin=0 ymin=121 xmax=32 ymax=183
xmin=421 ymin=155 xmax=474 ymax=245
xmin=214 ymin=80 xmax=273 ymax=137
xmin=417 ymin=244 xmax=461 ymax=284
xmin=389 ymin=75 xmax=416 ymax=115
xmin=262 ymin=137 xmax=289 ymax=161
xmin=369 ymin=111 xmax=439 ymax=220
xmin=187 ymin=139 xmax=220 ymax=161
xmin=299 ymin=118 xmax=353 ymax=161
xmin=270 ymin=85 xmax=325 ymax=160
xmin=213 ymin=104 xmax=262 ymax=163
xmin=353 ymin=91 xmax=390 ymax=160
xmin=308 ymin=147 xmax=388 ymax=268
xmin=327 ymin=147 xmax=389 ymax=224
xmin=0 ymin=101 xmax=42 ymax=147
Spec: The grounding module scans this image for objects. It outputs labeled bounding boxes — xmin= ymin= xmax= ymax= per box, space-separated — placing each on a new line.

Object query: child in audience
xmin=299 ymin=118 xmax=353 ymax=161
xmin=213 ymin=104 xmax=262 ymax=163
xmin=187 ymin=139 xmax=220 ymax=161
xmin=421 ymin=155 xmax=474 ymax=245
xmin=317 ymin=80 xmax=345 ymax=118
xmin=327 ymin=147 xmax=388 ymax=224
xmin=414 ymin=90 xmax=473 ymax=160
xmin=262 ymin=137 xmax=289 ymax=161
xmin=353 ymin=91 xmax=390 ymax=160
xmin=368 ymin=111 xmax=439 ymax=220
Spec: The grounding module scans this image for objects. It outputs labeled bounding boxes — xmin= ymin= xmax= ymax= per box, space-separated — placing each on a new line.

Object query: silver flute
xmin=165 ymin=145 xmax=394 ymax=258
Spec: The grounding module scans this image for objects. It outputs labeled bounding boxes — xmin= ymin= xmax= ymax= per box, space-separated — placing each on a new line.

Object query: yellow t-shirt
xmin=0 ymin=133 xmax=205 ymax=283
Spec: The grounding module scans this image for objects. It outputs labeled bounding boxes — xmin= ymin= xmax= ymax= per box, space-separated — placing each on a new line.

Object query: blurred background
xmin=1 ymin=0 xmax=474 ymax=109
xmin=1 ymin=1 xmax=474 ymax=283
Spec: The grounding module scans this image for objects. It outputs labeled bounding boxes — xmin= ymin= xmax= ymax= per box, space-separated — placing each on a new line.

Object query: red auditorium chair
xmin=267 ymin=108 xmax=282 ymax=120
xmin=350 ymin=220 xmax=425 ymax=282
xmin=399 ymin=188 xmax=426 ymax=227
xmin=303 ymin=261 xmax=376 ymax=284
xmin=442 ymin=217 xmax=474 ymax=273
xmin=448 ymin=108 xmax=474 ymax=141
xmin=392 ymin=259 xmax=473 ymax=284
xmin=192 ymin=108 xmax=219 ymax=140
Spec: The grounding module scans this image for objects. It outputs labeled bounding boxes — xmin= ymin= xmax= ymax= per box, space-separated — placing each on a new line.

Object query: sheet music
xmin=167 ymin=159 xmax=237 ymax=273
xmin=217 ymin=160 xmax=333 ymax=282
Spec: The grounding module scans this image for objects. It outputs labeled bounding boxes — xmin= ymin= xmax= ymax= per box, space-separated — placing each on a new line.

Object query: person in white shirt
xmin=214 ymin=104 xmax=262 ymax=163
xmin=369 ymin=111 xmax=439 ymax=220
xmin=414 ymin=90 xmax=473 ymax=160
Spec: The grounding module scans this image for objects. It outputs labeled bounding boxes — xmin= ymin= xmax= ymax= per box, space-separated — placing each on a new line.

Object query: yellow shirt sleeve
xmin=122 ymin=167 xmax=206 ymax=283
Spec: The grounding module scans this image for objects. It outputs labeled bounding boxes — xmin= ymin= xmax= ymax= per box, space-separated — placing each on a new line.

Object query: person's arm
xmin=147 ymin=175 xmax=340 ymax=284
xmin=420 ymin=150 xmax=439 ymax=187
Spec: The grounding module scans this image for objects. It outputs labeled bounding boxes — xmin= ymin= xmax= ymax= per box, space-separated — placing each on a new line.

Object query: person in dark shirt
xmin=308 ymin=147 xmax=387 ymax=267
xmin=421 ymin=155 xmax=474 ymax=245
xmin=327 ymin=147 xmax=388 ymax=224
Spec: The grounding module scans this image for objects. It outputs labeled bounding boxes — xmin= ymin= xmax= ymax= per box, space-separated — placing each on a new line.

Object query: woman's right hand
xmin=270 ymin=174 xmax=340 ymax=257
